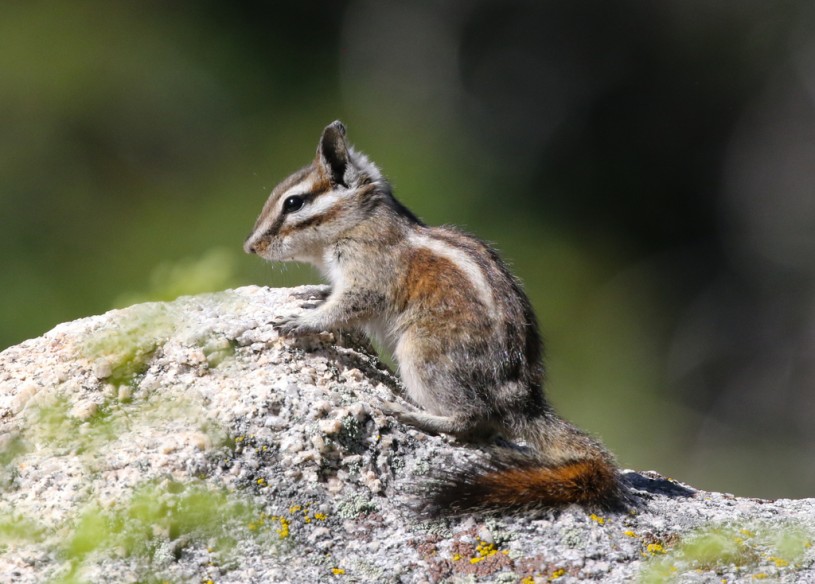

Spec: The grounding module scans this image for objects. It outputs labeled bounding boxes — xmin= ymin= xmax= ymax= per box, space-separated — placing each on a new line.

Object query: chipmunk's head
xmin=244 ymin=120 xmax=388 ymax=264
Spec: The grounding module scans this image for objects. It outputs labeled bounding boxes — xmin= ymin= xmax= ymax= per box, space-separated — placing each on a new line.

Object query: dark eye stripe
xmin=278 ymin=204 xmax=343 ymax=236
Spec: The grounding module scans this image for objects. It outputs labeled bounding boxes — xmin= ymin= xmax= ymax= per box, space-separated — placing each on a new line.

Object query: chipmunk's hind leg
xmin=379 ymin=401 xmax=495 ymax=442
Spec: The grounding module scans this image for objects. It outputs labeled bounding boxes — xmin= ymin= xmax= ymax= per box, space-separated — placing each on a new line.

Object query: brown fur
xmin=396 ymin=247 xmax=482 ymax=314
xmin=479 ymin=459 xmax=620 ymax=507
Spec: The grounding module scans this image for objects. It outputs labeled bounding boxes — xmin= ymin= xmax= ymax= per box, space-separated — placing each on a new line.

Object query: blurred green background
xmin=2 ymin=1 xmax=814 ymax=499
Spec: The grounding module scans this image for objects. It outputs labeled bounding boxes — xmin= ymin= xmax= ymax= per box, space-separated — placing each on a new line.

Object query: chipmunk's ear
xmin=317 ymin=121 xmax=349 ymax=187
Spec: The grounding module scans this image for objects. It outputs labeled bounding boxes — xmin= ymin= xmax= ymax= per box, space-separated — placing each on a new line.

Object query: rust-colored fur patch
xmin=309 ymin=164 xmax=332 ymax=194
xmin=396 ymin=247 xmax=481 ymax=313
xmin=478 ymin=458 xmax=619 ymax=507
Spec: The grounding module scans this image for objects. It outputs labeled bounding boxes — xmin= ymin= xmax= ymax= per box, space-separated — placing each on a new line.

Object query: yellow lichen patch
xmin=589 ymin=513 xmax=606 ymax=526
xmin=452 ymin=553 xmax=462 ymax=562
xmin=768 ymin=556 xmax=789 ymax=568
xmin=331 ymin=567 xmax=345 ymax=575
xmin=256 ymin=478 xmax=266 ymax=487
xmin=624 ymin=530 xmax=637 ymax=537
xmin=299 ymin=504 xmax=326 ymax=525
xmin=469 ymin=540 xmax=499 ymax=563
xmin=646 ymin=543 xmax=666 ymax=555
xmin=551 ymin=567 xmax=566 ymax=579
xmin=273 ymin=516 xmax=290 ymax=539
xmin=250 ymin=503 xmax=328 ymax=540
xmin=520 ymin=577 xmax=535 ymax=584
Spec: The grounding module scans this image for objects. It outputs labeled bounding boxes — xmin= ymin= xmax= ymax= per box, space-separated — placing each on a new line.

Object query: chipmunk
xmin=244 ymin=121 xmax=628 ymax=514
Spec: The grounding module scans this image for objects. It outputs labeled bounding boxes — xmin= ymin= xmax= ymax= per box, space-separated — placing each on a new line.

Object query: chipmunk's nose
xmin=243 ymin=236 xmax=257 ymax=255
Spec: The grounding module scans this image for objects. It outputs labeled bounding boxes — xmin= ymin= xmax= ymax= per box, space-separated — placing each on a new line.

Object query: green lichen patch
xmin=334 ymin=414 xmax=365 ymax=454
xmin=57 ymin=480 xmax=259 ymax=583
xmin=201 ymin=336 xmax=237 ymax=368
xmin=18 ymin=389 xmax=222 ymax=461
xmin=83 ymin=303 xmax=177 ymax=387
xmin=0 ymin=513 xmax=46 ymax=549
xmin=0 ymin=433 xmax=29 ymax=485
xmin=336 ymin=495 xmax=378 ymax=519
xmin=25 ymin=394 xmax=118 ymax=455
xmin=639 ymin=521 xmax=814 ymax=583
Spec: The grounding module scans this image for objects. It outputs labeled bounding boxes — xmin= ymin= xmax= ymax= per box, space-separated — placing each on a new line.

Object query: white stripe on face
xmin=290 ymin=187 xmax=351 ymax=224
xmin=248 ymin=177 xmax=315 ymax=239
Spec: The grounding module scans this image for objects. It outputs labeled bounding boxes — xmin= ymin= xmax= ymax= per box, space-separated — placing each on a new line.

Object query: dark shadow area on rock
xmin=624 ymin=470 xmax=696 ymax=499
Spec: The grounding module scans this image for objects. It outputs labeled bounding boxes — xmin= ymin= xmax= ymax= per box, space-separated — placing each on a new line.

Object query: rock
xmin=0 ymin=285 xmax=813 ymax=583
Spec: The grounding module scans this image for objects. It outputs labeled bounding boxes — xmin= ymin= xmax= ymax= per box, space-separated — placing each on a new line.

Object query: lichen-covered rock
xmin=1 ymin=286 xmax=813 ymax=583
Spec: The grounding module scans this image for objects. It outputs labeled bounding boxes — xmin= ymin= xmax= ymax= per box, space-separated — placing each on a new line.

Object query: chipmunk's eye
xmin=282 ymin=195 xmax=305 ymax=214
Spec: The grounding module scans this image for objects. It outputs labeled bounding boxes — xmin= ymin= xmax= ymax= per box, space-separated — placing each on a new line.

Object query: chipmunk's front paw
xmin=271 ymin=313 xmax=319 ymax=336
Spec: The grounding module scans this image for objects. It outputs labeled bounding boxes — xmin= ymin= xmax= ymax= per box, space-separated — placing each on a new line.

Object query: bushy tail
xmin=422 ymin=449 xmax=628 ymax=516
xmin=421 ymin=419 xmax=631 ymax=516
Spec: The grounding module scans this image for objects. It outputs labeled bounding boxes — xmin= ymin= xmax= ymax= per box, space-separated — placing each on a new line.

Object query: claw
xmin=271 ymin=313 xmax=314 ymax=336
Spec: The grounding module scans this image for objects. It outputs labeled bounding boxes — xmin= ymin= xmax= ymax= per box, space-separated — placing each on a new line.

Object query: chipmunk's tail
xmin=421 ymin=420 xmax=631 ymax=515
